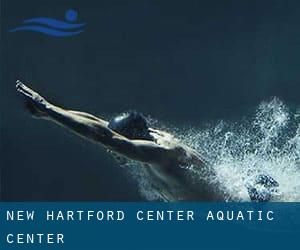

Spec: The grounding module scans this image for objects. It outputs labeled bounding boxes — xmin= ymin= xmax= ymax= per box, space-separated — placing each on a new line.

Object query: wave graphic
xmin=123 ymin=98 xmax=300 ymax=202
xmin=10 ymin=25 xmax=84 ymax=37
xmin=23 ymin=18 xmax=85 ymax=29
xmin=9 ymin=9 xmax=85 ymax=37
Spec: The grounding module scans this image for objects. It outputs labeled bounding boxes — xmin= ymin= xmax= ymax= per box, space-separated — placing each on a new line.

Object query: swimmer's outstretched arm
xmin=16 ymin=81 xmax=176 ymax=165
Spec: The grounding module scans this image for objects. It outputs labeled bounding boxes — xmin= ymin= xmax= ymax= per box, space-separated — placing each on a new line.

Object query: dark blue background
xmin=2 ymin=0 xmax=300 ymax=200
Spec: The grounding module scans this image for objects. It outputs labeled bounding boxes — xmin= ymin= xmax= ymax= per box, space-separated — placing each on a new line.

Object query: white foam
xmin=124 ymin=98 xmax=300 ymax=201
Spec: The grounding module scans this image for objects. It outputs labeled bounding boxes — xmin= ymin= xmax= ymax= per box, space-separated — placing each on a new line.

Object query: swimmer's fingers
xmin=148 ymin=128 xmax=160 ymax=134
xmin=149 ymin=128 xmax=166 ymax=138
xmin=16 ymin=80 xmax=41 ymax=100
xmin=16 ymin=80 xmax=35 ymax=99
xmin=16 ymin=80 xmax=46 ymax=104
xmin=149 ymin=128 xmax=173 ymax=138
xmin=149 ymin=131 xmax=157 ymax=138
xmin=149 ymin=128 xmax=167 ymax=135
xmin=16 ymin=80 xmax=49 ymax=114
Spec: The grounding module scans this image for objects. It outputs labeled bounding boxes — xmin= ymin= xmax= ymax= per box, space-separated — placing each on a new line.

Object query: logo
xmin=9 ymin=9 xmax=85 ymax=37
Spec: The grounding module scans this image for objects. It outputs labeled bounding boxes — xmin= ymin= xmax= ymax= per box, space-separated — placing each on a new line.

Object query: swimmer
xmin=16 ymin=80 xmax=278 ymax=201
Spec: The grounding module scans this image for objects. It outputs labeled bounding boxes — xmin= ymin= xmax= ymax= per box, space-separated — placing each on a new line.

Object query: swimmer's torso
xmin=144 ymin=129 xmax=225 ymax=201
xmin=144 ymin=160 xmax=224 ymax=201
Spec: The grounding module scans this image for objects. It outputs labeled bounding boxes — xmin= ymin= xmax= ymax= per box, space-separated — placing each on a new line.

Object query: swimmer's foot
xmin=16 ymin=80 xmax=49 ymax=118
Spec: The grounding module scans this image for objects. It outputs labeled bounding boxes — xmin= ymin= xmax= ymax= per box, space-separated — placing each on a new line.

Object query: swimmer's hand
xmin=16 ymin=80 xmax=49 ymax=118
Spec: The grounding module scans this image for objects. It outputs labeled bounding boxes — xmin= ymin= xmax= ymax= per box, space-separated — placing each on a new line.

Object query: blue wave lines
xmin=9 ymin=9 xmax=85 ymax=37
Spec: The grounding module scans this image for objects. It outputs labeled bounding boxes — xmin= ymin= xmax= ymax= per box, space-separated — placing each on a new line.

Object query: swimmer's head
xmin=108 ymin=111 xmax=153 ymax=141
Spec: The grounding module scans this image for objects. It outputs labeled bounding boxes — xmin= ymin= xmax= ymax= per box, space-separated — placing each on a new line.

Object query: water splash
xmin=123 ymin=98 xmax=300 ymax=201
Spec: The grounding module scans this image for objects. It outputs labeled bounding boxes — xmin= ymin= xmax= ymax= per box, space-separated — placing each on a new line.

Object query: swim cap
xmin=108 ymin=111 xmax=153 ymax=140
